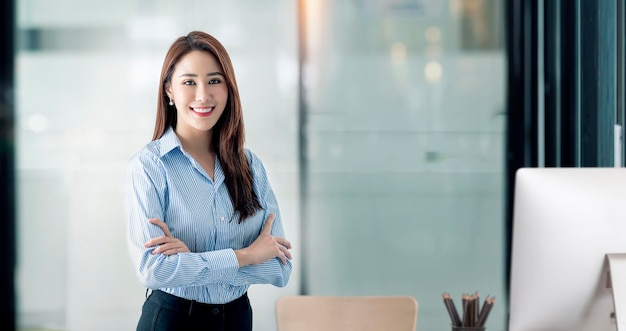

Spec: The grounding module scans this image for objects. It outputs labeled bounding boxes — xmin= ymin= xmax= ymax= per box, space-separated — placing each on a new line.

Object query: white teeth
xmin=193 ymin=107 xmax=213 ymax=113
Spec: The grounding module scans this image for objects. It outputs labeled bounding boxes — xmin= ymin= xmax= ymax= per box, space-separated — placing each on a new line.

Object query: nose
xmin=196 ymin=84 xmax=210 ymax=102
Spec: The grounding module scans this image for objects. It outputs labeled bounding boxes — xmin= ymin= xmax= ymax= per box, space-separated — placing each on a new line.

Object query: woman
xmin=125 ymin=31 xmax=292 ymax=331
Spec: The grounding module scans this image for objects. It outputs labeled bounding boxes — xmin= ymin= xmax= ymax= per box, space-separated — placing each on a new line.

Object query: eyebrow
xmin=178 ymin=72 xmax=224 ymax=78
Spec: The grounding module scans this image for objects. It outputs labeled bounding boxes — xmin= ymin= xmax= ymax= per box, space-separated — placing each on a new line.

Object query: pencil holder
xmin=442 ymin=292 xmax=494 ymax=330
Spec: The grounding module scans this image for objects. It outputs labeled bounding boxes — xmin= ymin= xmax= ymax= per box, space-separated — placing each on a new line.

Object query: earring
xmin=169 ymin=99 xmax=174 ymax=106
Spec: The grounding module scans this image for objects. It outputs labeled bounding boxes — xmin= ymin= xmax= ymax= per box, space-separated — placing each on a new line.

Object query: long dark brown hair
xmin=152 ymin=31 xmax=262 ymax=222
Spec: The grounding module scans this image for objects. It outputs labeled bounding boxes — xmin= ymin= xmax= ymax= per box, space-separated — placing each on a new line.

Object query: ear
xmin=165 ymin=83 xmax=172 ymax=99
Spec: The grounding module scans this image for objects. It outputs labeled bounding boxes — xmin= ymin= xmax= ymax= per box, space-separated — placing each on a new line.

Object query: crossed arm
xmin=144 ymin=213 xmax=292 ymax=267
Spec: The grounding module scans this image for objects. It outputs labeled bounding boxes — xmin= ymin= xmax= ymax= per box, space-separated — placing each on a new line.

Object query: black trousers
xmin=136 ymin=290 xmax=252 ymax=331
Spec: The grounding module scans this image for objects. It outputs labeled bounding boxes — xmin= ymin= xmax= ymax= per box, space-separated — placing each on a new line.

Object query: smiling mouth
xmin=191 ymin=107 xmax=214 ymax=115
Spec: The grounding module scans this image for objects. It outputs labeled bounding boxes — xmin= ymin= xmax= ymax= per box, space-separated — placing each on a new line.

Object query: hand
xmin=144 ymin=218 xmax=190 ymax=255
xmin=236 ymin=213 xmax=292 ymax=266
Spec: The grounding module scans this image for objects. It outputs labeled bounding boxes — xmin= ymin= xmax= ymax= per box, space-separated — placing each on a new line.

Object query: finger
xmin=275 ymin=237 xmax=292 ymax=249
xmin=148 ymin=218 xmax=172 ymax=237
xmin=144 ymin=236 xmax=170 ymax=248
xmin=277 ymin=251 xmax=287 ymax=265
xmin=161 ymin=246 xmax=190 ymax=255
xmin=261 ymin=213 xmax=276 ymax=235
xmin=159 ymin=247 xmax=183 ymax=256
xmin=161 ymin=249 xmax=179 ymax=256
xmin=279 ymin=244 xmax=292 ymax=260
xmin=152 ymin=242 xmax=182 ymax=255
xmin=145 ymin=235 xmax=177 ymax=246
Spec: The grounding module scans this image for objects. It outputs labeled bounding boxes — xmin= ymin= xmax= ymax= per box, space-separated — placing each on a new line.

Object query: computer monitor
xmin=509 ymin=167 xmax=626 ymax=331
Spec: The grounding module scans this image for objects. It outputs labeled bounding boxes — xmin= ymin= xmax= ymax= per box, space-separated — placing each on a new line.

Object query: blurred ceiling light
xmin=424 ymin=60 xmax=443 ymax=84
xmin=28 ymin=114 xmax=47 ymax=133
xmin=304 ymin=0 xmax=323 ymax=56
xmin=391 ymin=42 xmax=407 ymax=65
xmin=425 ymin=26 xmax=441 ymax=43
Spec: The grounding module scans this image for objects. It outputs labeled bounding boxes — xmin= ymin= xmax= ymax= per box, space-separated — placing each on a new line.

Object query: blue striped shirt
xmin=124 ymin=127 xmax=292 ymax=304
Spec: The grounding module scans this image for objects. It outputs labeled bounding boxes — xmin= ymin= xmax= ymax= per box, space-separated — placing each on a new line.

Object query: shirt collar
xmin=158 ymin=126 xmax=182 ymax=158
xmin=158 ymin=126 xmax=226 ymax=186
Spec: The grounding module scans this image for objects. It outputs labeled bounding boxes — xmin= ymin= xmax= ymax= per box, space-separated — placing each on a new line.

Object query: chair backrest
xmin=275 ymin=295 xmax=419 ymax=331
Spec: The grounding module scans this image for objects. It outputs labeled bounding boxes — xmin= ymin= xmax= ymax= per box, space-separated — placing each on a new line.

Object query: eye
xmin=209 ymin=78 xmax=222 ymax=85
xmin=183 ymin=80 xmax=196 ymax=85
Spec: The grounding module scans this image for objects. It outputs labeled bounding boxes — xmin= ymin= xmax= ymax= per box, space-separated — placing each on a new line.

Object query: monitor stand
xmin=606 ymin=254 xmax=626 ymax=331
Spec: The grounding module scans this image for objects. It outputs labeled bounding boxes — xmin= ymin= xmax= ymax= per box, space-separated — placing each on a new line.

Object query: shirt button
xmin=221 ymin=216 xmax=225 ymax=222
xmin=222 ymin=284 xmax=226 ymax=288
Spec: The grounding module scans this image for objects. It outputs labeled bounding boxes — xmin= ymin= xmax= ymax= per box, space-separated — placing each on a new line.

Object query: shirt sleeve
xmin=221 ymin=150 xmax=293 ymax=287
xmin=124 ymin=150 xmax=239 ymax=289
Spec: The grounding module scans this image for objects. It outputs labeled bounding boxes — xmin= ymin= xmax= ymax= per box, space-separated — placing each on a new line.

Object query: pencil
xmin=474 ymin=292 xmax=480 ymax=327
xmin=461 ymin=294 xmax=469 ymax=326
xmin=476 ymin=295 xmax=489 ymax=327
xmin=442 ymin=293 xmax=461 ymax=326
xmin=469 ymin=294 xmax=477 ymax=327
xmin=477 ymin=296 xmax=495 ymax=327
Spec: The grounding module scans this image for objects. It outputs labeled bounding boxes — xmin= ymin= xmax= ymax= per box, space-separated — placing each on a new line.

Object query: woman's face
xmin=166 ymin=50 xmax=228 ymax=137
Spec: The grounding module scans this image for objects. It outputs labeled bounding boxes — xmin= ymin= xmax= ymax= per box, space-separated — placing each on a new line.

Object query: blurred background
xmin=12 ymin=0 xmax=506 ymax=330
xmin=2 ymin=0 xmax=623 ymax=331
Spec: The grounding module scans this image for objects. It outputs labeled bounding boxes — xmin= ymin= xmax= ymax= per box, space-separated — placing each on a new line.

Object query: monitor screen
xmin=508 ymin=167 xmax=626 ymax=331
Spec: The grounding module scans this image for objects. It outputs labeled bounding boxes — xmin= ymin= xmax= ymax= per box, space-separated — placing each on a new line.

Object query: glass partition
xmin=301 ymin=1 xmax=506 ymax=330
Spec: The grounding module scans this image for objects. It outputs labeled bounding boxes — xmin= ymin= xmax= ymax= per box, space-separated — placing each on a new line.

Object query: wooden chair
xmin=275 ymin=295 xmax=419 ymax=331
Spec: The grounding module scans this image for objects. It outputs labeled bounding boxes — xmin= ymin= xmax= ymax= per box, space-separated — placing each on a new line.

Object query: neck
xmin=175 ymin=128 xmax=214 ymax=156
